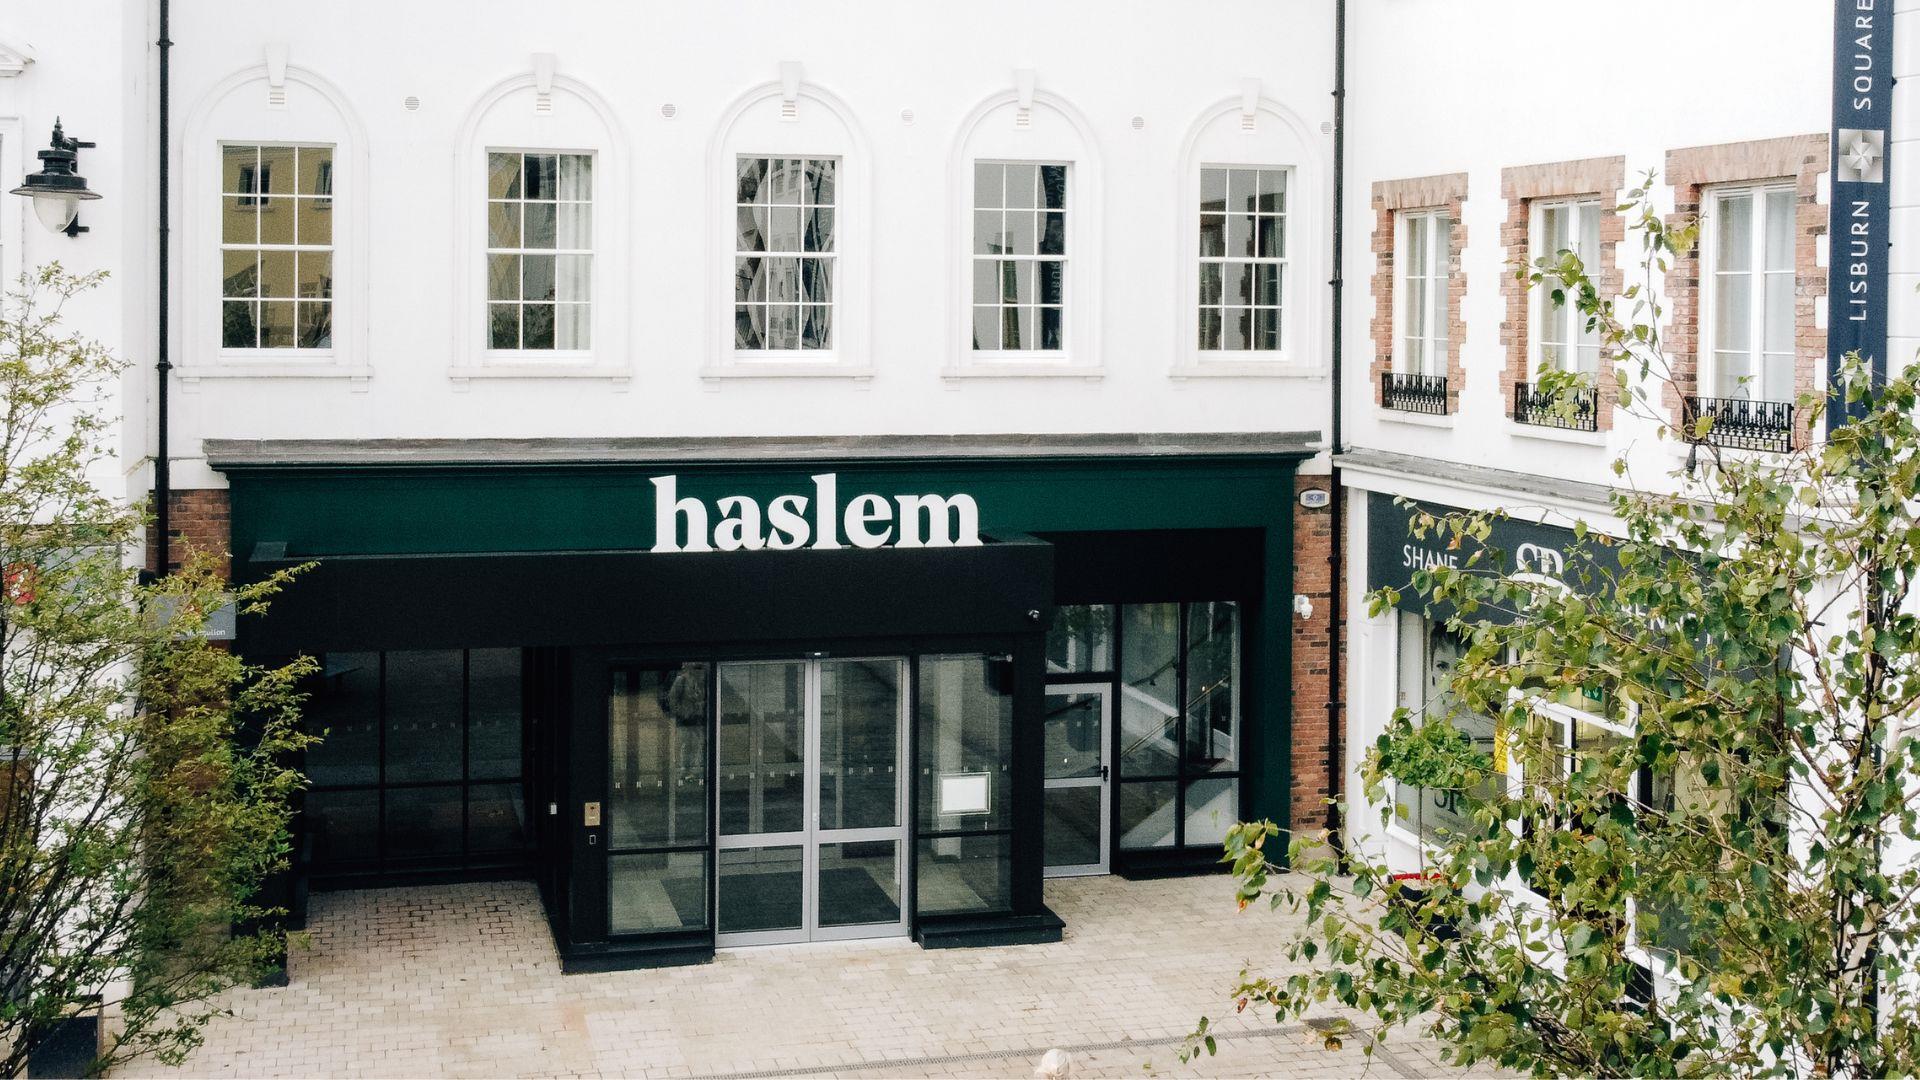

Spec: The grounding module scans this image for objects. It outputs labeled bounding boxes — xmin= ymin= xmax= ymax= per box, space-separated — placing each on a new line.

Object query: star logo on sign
xmin=1837 ymin=128 xmax=1887 ymax=183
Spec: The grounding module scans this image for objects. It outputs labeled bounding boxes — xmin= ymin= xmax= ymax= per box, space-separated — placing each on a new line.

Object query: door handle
xmin=1100 ymin=765 xmax=1110 ymax=781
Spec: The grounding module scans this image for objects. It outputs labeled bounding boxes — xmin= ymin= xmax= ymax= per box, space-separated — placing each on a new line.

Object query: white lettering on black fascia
xmin=1849 ymin=199 xmax=1872 ymax=322
xmin=1852 ymin=3 xmax=1876 ymax=108
xmin=1401 ymin=544 xmax=1459 ymax=573
xmin=650 ymin=473 xmax=984 ymax=553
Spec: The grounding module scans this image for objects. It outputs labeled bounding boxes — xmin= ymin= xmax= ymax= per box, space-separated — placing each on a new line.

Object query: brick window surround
xmin=1370 ymin=174 xmax=1469 ymax=413
xmin=1499 ymin=156 xmax=1627 ymax=431
xmin=1663 ymin=135 xmax=1828 ymax=449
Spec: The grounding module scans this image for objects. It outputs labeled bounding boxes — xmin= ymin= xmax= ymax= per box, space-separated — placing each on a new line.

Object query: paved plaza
xmin=120 ymin=875 xmax=1480 ymax=1078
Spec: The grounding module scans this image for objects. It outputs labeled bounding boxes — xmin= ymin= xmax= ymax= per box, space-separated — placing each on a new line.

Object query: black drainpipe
xmin=1323 ymin=0 xmax=1347 ymax=850
xmin=154 ymin=0 xmax=172 ymax=576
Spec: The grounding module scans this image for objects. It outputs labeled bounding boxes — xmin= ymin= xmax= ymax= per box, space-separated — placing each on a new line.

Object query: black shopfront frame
xmin=244 ymin=536 xmax=1058 ymax=971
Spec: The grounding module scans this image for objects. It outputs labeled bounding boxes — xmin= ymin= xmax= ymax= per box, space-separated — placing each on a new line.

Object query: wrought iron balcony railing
xmin=1381 ymin=371 xmax=1450 ymax=415
xmin=1682 ymin=395 xmax=1793 ymax=453
xmin=1512 ymin=381 xmax=1598 ymax=432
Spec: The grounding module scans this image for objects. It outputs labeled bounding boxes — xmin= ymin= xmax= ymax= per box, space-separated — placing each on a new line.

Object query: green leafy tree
xmin=1198 ymin=181 xmax=1920 ymax=1076
xmin=0 ymin=267 xmax=312 ymax=1076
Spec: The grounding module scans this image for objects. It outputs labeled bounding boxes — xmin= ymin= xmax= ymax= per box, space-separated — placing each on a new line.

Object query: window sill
xmin=176 ymin=362 xmax=373 ymax=388
xmin=1169 ymin=361 xmax=1328 ymax=379
xmin=1377 ymin=407 xmax=1456 ymax=429
xmin=940 ymin=362 xmax=1105 ymax=381
xmin=448 ymin=363 xmax=632 ymax=387
xmin=1508 ymin=420 xmax=1606 ymax=447
xmin=699 ymin=362 xmax=876 ymax=381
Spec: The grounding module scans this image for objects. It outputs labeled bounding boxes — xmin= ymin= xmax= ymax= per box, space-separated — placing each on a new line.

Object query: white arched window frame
xmin=944 ymin=89 xmax=1102 ymax=378
xmin=1171 ymin=96 xmax=1329 ymax=378
xmin=704 ymin=79 xmax=871 ymax=380
xmin=179 ymin=64 xmax=370 ymax=385
xmin=451 ymin=72 xmax=630 ymax=386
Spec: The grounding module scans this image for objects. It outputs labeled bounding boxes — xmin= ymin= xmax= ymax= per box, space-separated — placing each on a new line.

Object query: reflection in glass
xmin=1044 ymin=786 xmax=1102 ymax=868
xmin=1185 ymin=601 xmax=1240 ymax=772
xmin=384 ymin=651 xmax=464 ymax=783
xmin=304 ymin=652 xmax=379 ymax=787
xmin=469 ymin=648 xmax=523 ymax=780
xmin=611 ymin=851 xmax=709 ymax=934
xmin=1120 ymin=604 xmax=1181 ymax=777
xmin=467 ymin=781 xmax=528 ymax=854
xmin=916 ymin=834 xmax=1010 ymax=916
xmin=719 ymin=662 xmax=806 ymax=835
xmin=384 ymin=785 xmax=463 ymax=859
xmin=918 ymin=655 xmax=1013 ymax=829
xmin=1118 ymin=781 xmax=1177 ymax=849
xmin=718 ymin=846 xmax=805 ymax=934
xmin=1183 ymin=777 xmax=1239 ymax=847
xmin=304 ymin=788 xmax=377 ymax=868
xmin=817 ymin=841 xmax=900 ymax=928
xmin=609 ymin=663 xmax=710 ymax=849
xmin=1043 ymin=692 xmax=1103 ymax=780
xmin=1046 ymin=604 xmax=1113 ymax=673
xmin=818 ymin=660 xmax=900 ymax=832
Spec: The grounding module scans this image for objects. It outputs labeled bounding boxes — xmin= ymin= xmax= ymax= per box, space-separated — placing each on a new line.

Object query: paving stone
xmin=115 ymin=876 xmax=1484 ymax=1079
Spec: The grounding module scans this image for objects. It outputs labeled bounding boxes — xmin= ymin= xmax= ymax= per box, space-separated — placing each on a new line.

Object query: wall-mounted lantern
xmin=10 ymin=119 xmax=100 ymax=237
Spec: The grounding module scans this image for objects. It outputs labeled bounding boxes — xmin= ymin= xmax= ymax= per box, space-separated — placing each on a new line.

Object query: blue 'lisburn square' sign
xmin=1828 ymin=0 xmax=1895 ymax=431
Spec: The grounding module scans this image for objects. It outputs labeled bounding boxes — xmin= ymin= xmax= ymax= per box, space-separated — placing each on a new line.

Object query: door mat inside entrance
xmin=693 ymin=867 xmax=899 ymax=935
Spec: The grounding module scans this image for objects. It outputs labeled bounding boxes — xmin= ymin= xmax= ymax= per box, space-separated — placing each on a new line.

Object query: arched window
xmin=1172 ymin=93 xmax=1328 ymax=376
xmin=945 ymin=81 xmax=1102 ymax=377
xmin=180 ymin=60 xmax=369 ymax=383
xmin=704 ymin=71 xmax=871 ymax=379
xmin=451 ymin=63 xmax=630 ymax=384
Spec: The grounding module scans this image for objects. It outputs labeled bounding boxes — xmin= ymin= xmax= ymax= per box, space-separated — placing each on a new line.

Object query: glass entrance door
xmin=715 ymin=658 xmax=908 ymax=945
xmin=1043 ymin=684 xmax=1111 ymax=876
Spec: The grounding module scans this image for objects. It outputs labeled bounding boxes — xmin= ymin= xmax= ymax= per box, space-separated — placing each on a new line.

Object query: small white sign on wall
xmin=937 ymin=772 xmax=991 ymax=816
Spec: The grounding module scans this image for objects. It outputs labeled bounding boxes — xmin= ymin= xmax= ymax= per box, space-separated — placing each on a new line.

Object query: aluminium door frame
xmin=1043 ymin=681 xmax=1112 ymax=877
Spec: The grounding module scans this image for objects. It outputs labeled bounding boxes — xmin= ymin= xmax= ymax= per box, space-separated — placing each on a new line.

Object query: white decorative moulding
xmin=0 ymin=39 xmax=35 ymax=78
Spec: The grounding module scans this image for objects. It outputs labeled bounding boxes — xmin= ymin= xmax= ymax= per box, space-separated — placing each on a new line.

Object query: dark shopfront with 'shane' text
xmin=216 ymin=433 xmax=1315 ymax=971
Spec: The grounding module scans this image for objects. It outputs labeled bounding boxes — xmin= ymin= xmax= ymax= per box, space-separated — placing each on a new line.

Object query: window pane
xmin=735 ymin=258 xmax=765 ymax=303
xmin=718 ymin=662 xmax=805 ymax=835
xmin=1228 ymin=168 xmax=1258 ymax=215
xmin=304 ymin=651 xmax=380 ymax=787
xmin=216 ymin=300 xmax=251 ymax=348
xmin=767 ymin=304 xmax=800 ymax=350
xmin=1715 ymin=272 xmax=1753 ymax=353
xmin=1764 ymin=189 xmax=1794 ymax=272
xmin=1198 ymin=309 xmax=1221 ymax=351
xmin=259 ymin=146 xmax=295 ymax=196
xmin=1004 ymin=163 xmax=1038 ymax=208
xmin=805 ymin=206 xmax=835 ymax=253
xmin=1039 ymin=212 xmax=1065 ymax=256
xmin=735 ymin=206 xmax=766 ymax=252
xmin=767 ymin=158 xmax=804 ymax=204
xmin=296 ymin=251 xmax=332 ymax=300
xmin=973 ymin=162 xmax=1004 ymax=208
xmin=1225 ymin=262 xmax=1252 ymax=306
xmin=258 ymin=300 xmax=296 ymax=348
xmin=1577 ymin=203 xmax=1601 ymax=267
xmin=259 ymin=198 xmax=294 ymax=246
xmin=734 ymin=304 xmax=764 ymax=350
xmin=1764 ymin=272 xmax=1794 ymax=357
xmin=221 ymin=145 xmax=259 ymax=194
xmin=1199 ymin=168 xmax=1229 ymax=213
xmin=304 ymin=789 xmax=377 ymax=870
xmin=974 ymin=210 xmax=1006 ymax=255
xmin=1040 ymin=165 xmax=1067 ymax=210
xmin=488 ymin=153 xmax=522 ymax=200
xmin=1118 ymin=781 xmax=1177 ymax=849
xmin=1040 ymin=306 xmax=1063 ymax=350
xmin=1254 ymin=306 xmax=1281 ymax=352
xmin=767 ymin=206 xmax=802 ymax=252
xmin=1047 ymin=604 xmax=1114 ymax=674
xmin=805 ymin=158 xmax=836 ymax=206
xmin=918 ymin=654 xmax=1013 ymax=831
xmin=916 ymin=834 xmax=1009 ymax=916
xmin=735 ymin=156 xmax=766 ymax=204
xmin=818 ymin=659 xmax=901 ymax=832
xmin=468 ymin=649 xmax=522 ymax=781
xmin=487 ymin=254 xmax=520 ymax=301
xmin=1227 ymin=214 xmax=1255 ymax=259
xmin=222 ymin=251 xmax=258 ymax=298
xmin=1120 ymin=604 xmax=1180 ymax=777
xmin=610 ymin=663 xmax=710 ymax=848
xmin=297 ymin=302 xmax=332 ymax=349
xmin=557 ymin=154 xmax=592 ymax=200
xmin=1406 ymin=274 xmax=1429 ymax=342
xmin=972 ymin=260 xmax=997 ymax=306
xmin=1253 ymin=263 xmax=1281 ymax=307
xmin=1038 ymin=261 xmax=1064 ymax=306
xmin=1221 ymin=307 xmax=1251 ymax=351
xmin=556 ymin=303 xmax=590 ymax=350
xmin=1539 ymin=204 xmax=1568 ymax=257
xmin=468 ymin=782 xmax=528 ymax=855
xmin=1185 ymin=601 xmax=1240 ymax=772
xmin=1199 ymin=214 xmax=1225 ymax=258
xmin=523 ymin=202 xmax=557 ymax=249
xmin=556 ymin=254 xmax=591 ymax=303
xmin=489 ymin=303 xmax=520 ymax=349
xmin=1258 ymin=168 xmax=1287 ymax=211
xmin=221 ymin=198 xmax=256 ymax=245
xmin=1198 ymin=263 xmax=1222 ymax=307
xmin=1183 ymin=776 xmax=1239 ymax=847
xmin=766 ymin=258 xmax=800 ymax=305
xmin=522 ymin=303 xmax=555 ymax=350
xmin=801 ymin=258 xmax=832 ymax=304
xmin=972 ymin=305 xmax=999 ymax=350
xmin=1003 ymin=305 xmax=1033 ymax=350
xmin=523 ymin=154 xmax=557 ymax=200
xmin=384 ymin=785 xmax=463 ymax=860
xmin=258 ymin=250 xmax=294 ymax=299
xmin=1717 ymin=193 xmax=1753 ymax=272
xmin=297 ymin=198 xmax=332 ymax=247
xmin=817 ymin=840 xmax=900 ymax=928
xmin=1006 ymin=211 xmax=1037 ymax=256
xmin=718 ymin=846 xmax=803 ymax=934
xmin=488 ymin=203 xmax=520 ymax=249
xmin=611 ymin=851 xmax=710 ymax=934
xmin=384 ymin=651 xmax=464 ymax=783
xmin=522 ymin=254 xmax=556 ymax=302
xmin=555 ymin=202 xmax=591 ymax=249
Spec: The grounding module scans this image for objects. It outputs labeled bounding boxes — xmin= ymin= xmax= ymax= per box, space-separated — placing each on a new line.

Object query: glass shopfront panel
xmin=915 ymin=654 xmax=1015 ymax=917
xmin=606 ymin=662 xmax=713 ymax=936
xmin=301 ymin=649 xmax=531 ymax=879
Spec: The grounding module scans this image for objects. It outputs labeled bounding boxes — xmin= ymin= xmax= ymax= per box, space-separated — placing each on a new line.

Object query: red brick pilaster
xmin=146 ymin=488 xmax=233 ymax=579
xmin=1290 ymin=475 xmax=1344 ymax=845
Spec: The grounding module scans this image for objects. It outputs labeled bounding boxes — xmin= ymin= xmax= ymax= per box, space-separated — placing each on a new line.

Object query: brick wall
xmin=1370 ymin=173 xmax=1470 ymax=412
xmin=1499 ymin=156 xmax=1627 ymax=431
xmin=1289 ymin=474 xmax=1343 ymax=847
xmin=1662 ymin=134 xmax=1828 ymax=448
xmin=146 ymin=488 xmax=233 ymax=579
